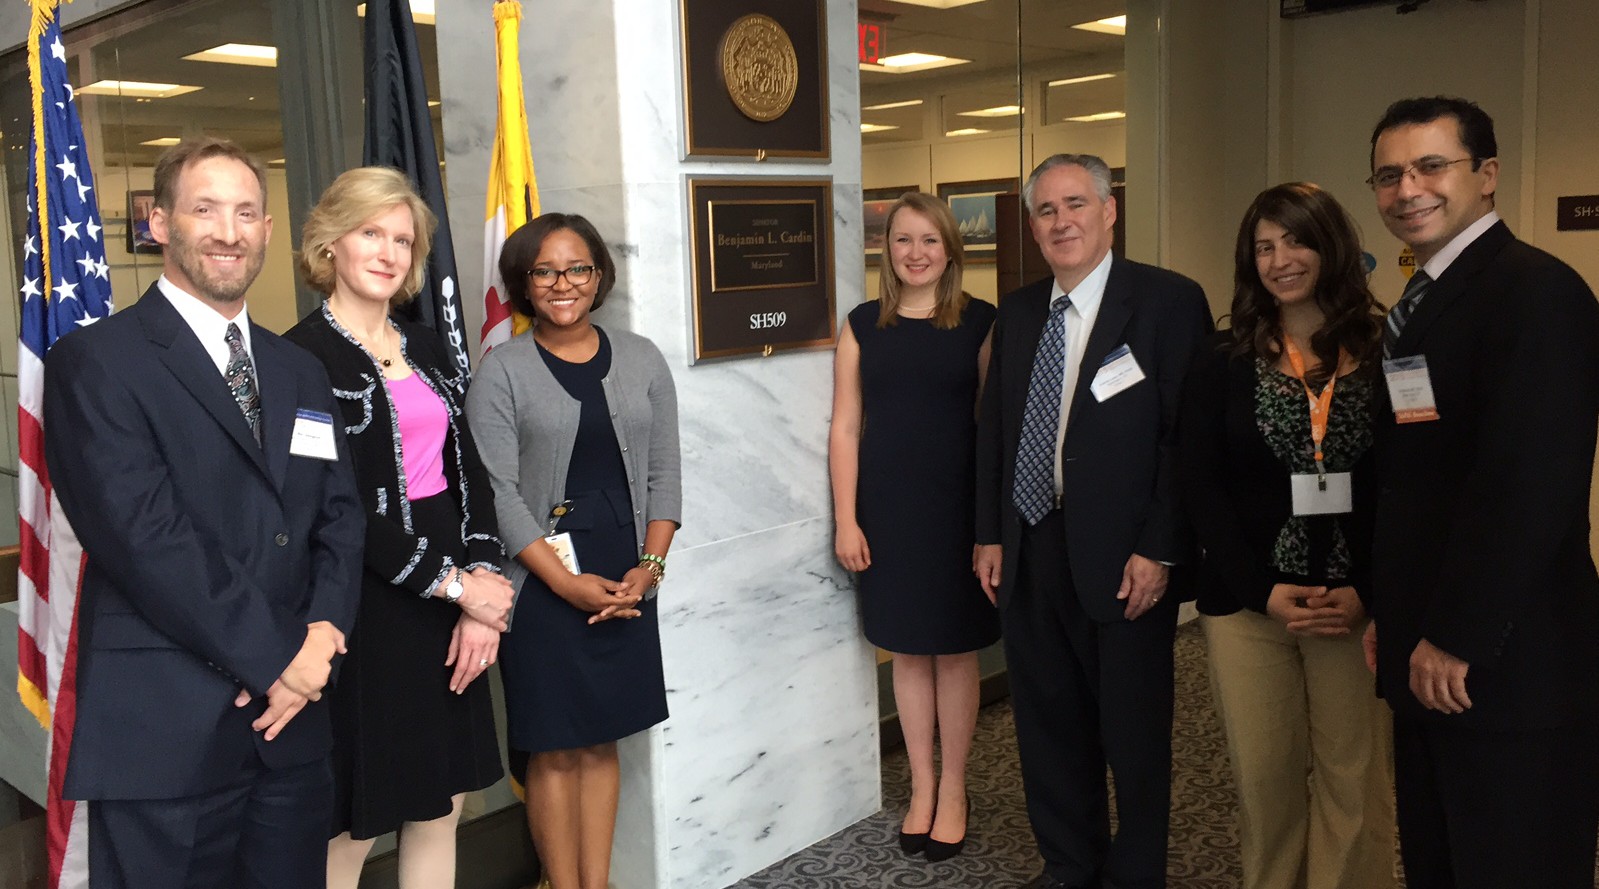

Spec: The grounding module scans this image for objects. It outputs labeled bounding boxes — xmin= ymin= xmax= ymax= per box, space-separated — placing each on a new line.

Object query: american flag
xmin=17 ymin=3 xmax=114 ymax=887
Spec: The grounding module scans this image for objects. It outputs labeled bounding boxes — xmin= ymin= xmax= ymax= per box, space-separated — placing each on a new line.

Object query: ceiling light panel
xmin=862 ymin=99 xmax=925 ymax=111
xmin=1065 ymin=111 xmax=1126 ymax=122
xmin=861 ymin=52 xmax=972 ymax=74
xmin=1048 ymin=73 xmax=1117 ymax=87
xmin=1071 ymin=15 xmax=1127 ymax=36
xmin=957 ymin=104 xmax=1023 ymax=118
xmin=182 ymin=43 xmax=277 ymax=67
xmin=75 ymin=80 xmax=203 ymax=99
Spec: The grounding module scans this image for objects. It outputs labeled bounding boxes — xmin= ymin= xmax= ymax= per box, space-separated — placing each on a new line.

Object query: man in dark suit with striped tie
xmin=974 ymin=154 xmax=1211 ymax=889
xmin=1365 ymin=96 xmax=1599 ymax=889
xmin=44 ymin=138 xmax=364 ymax=888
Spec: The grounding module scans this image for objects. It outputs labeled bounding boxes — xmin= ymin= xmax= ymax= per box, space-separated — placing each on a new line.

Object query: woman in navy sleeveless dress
xmin=830 ymin=192 xmax=999 ymax=861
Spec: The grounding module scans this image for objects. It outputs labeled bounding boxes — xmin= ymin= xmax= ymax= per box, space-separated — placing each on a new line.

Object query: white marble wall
xmin=437 ymin=2 xmax=878 ymax=887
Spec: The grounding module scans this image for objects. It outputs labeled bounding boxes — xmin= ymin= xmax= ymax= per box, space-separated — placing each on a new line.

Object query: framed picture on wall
xmin=936 ymin=177 xmax=1020 ymax=264
xmin=863 ymin=185 xmax=916 ymax=261
xmin=126 ymin=190 xmax=160 ymax=254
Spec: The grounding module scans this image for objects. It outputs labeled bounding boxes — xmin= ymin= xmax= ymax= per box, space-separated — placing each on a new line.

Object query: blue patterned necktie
xmin=224 ymin=322 xmax=261 ymax=444
xmin=1012 ymin=296 xmax=1072 ymax=525
xmin=1383 ymin=270 xmax=1432 ymax=359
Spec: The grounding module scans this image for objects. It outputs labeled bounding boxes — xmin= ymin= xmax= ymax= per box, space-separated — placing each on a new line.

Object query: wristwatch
xmin=443 ymin=570 xmax=464 ymax=604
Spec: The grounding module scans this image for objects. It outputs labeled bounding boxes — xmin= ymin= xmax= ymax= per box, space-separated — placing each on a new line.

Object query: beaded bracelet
xmin=639 ymin=554 xmax=666 ymax=587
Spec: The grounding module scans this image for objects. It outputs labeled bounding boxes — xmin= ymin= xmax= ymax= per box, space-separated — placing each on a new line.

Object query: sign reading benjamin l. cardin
xmin=689 ymin=178 xmax=836 ymax=362
xmin=679 ymin=0 xmax=829 ymax=159
xmin=719 ymin=14 xmax=799 ymax=123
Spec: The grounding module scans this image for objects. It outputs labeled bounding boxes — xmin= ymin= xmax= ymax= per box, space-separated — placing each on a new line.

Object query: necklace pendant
xmin=381 ymin=357 xmax=392 ymax=367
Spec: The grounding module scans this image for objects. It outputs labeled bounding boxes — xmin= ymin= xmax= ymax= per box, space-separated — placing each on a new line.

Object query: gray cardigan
xmin=465 ymin=326 xmax=682 ymax=598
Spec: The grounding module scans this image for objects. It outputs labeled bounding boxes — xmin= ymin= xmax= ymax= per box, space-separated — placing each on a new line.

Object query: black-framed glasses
xmin=1365 ymin=156 xmax=1477 ymax=190
xmin=527 ymin=265 xmax=598 ymax=286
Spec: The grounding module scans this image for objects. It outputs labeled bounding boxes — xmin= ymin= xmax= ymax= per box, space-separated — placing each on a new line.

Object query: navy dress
xmin=497 ymin=330 xmax=668 ymax=772
xmin=850 ymin=297 xmax=1001 ymax=654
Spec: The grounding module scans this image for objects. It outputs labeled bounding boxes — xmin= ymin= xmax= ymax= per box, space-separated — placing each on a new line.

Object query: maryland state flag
xmin=480 ymin=0 xmax=539 ymax=352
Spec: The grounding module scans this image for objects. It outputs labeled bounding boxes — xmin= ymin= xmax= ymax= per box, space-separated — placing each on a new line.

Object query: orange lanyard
xmin=1282 ymin=339 xmax=1341 ymax=487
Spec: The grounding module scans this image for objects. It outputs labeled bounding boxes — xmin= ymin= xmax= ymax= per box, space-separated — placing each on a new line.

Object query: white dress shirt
xmin=1419 ymin=209 xmax=1500 ymax=282
xmin=1050 ymin=249 xmax=1114 ymax=498
xmin=157 ymin=274 xmax=255 ymax=376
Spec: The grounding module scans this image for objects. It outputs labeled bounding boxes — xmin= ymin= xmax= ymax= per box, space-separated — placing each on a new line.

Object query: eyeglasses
xmin=1365 ymin=156 xmax=1477 ymax=190
xmin=527 ymin=265 xmax=598 ymax=287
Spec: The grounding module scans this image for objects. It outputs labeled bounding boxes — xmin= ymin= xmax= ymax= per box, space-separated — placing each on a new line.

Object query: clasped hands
xmin=233 ymin=620 xmax=346 ymax=741
xmin=970 ymin=546 xmax=1168 ymax=621
xmin=1266 ymin=583 xmax=1364 ymax=636
xmin=554 ymin=566 xmax=654 ymax=625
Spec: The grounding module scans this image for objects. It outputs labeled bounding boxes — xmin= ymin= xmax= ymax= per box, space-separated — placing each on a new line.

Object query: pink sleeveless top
xmin=387 ymin=372 xmax=448 ymax=500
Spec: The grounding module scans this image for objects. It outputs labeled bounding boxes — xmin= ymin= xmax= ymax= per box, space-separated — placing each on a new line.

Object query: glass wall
xmin=859 ymin=0 xmax=1130 ymax=308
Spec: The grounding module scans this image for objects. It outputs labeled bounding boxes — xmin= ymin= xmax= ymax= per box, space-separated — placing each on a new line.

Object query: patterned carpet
xmin=729 ymin=622 xmax=1398 ymax=889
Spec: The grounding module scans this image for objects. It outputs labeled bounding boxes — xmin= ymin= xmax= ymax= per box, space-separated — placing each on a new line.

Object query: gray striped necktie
xmin=1383 ymin=270 xmax=1432 ymax=359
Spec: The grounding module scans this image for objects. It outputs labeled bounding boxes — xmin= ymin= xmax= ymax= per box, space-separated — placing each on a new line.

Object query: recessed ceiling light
xmin=75 ymin=80 xmax=203 ymax=99
xmin=944 ymin=127 xmax=991 ymax=137
xmin=862 ymin=99 xmax=925 ymax=111
xmin=1048 ymin=73 xmax=1117 ymax=87
xmin=182 ymin=43 xmax=277 ymax=67
xmin=140 ymin=137 xmax=182 ymax=147
xmin=428 ymin=100 xmax=441 ymax=107
xmin=356 ymin=0 xmax=435 ymax=25
xmin=861 ymin=52 xmax=972 ymax=74
xmin=886 ymin=0 xmax=989 ymax=7
xmin=268 ymin=158 xmax=287 ymax=166
xmin=958 ymin=104 xmax=1023 ymax=118
xmin=861 ymin=123 xmax=901 ymax=133
xmin=1072 ymin=15 xmax=1127 ymax=36
xmin=1065 ymin=111 xmax=1126 ymax=122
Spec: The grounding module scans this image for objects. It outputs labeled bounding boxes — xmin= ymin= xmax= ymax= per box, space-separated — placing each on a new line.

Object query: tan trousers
xmin=1203 ymin=610 xmax=1397 ymax=889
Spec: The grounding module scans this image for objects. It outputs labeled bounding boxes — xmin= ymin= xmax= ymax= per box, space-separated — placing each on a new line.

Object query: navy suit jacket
xmin=976 ymin=258 xmax=1212 ymax=621
xmin=1372 ymin=221 xmax=1599 ymax=729
xmin=44 ymin=284 xmax=363 ymax=801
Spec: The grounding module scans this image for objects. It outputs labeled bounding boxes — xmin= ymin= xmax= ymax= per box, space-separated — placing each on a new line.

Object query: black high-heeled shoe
xmin=923 ymin=799 xmax=968 ymax=862
xmin=897 ymin=826 xmax=929 ymax=855
xmin=898 ymin=801 xmax=934 ymax=855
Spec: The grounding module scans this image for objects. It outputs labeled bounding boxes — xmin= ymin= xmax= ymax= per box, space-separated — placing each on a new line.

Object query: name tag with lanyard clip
xmin=1284 ymin=341 xmax=1353 ymax=516
xmin=544 ymin=500 xmax=580 ymax=575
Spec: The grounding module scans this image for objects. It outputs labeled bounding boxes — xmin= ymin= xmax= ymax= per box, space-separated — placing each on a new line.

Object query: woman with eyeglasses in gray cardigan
xmin=465 ymin=212 xmax=680 ymax=889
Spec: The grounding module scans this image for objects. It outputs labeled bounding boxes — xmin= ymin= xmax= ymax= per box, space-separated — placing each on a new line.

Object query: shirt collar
xmin=158 ymin=274 xmax=252 ymax=353
xmin=1420 ymin=209 xmax=1500 ymax=281
xmin=1050 ymin=249 xmax=1114 ymax=315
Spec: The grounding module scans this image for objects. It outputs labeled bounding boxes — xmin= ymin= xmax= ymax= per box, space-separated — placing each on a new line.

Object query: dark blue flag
xmin=363 ymin=0 xmax=470 ymax=376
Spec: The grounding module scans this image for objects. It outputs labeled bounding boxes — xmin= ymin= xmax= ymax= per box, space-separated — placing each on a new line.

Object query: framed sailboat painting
xmin=936 ymin=177 xmax=1019 ymax=264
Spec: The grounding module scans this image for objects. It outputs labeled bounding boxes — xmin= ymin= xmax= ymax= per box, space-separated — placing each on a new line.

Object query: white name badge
xmin=1290 ymin=472 xmax=1354 ymax=515
xmin=544 ymin=533 xmax=581 ymax=575
xmin=1382 ymin=355 xmax=1441 ymax=423
xmin=288 ymin=409 xmax=338 ymax=460
xmin=1090 ymin=344 xmax=1147 ymax=403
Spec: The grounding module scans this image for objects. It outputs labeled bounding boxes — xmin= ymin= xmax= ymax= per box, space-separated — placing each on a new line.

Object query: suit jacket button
xmin=274 ymin=532 xmax=289 ymax=546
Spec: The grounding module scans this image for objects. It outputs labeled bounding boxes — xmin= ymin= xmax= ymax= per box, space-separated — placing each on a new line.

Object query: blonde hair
xmin=297 ymin=167 xmax=437 ymax=304
xmin=876 ymin=192 xmax=967 ymax=329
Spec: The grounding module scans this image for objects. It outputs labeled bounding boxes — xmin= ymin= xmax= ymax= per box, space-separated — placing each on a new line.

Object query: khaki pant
xmin=1203 ymin=610 xmax=1397 ymax=889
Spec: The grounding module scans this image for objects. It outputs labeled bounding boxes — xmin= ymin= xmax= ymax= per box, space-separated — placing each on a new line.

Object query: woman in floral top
xmin=1180 ymin=182 xmax=1396 ymax=889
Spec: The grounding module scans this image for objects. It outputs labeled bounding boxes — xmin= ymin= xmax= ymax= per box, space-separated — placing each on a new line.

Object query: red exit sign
xmin=859 ymin=23 xmax=883 ymax=64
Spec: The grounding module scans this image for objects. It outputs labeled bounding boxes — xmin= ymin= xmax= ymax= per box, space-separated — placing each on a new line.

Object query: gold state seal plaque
xmin=719 ymin=14 xmax=799 ymax=123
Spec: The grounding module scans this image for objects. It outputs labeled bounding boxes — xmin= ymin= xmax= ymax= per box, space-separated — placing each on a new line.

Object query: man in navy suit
xmin=975 ymin=154 xmax=1211 ymax=889
xmin=1364 ymin=96 xmax=1599 ymax=889
xmin=44 ymin=138 xmax=363 ymax=889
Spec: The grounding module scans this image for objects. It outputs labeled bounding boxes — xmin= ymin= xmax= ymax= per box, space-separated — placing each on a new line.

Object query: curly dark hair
xmin=1228 ymin=182 xmax=1384 ymax=388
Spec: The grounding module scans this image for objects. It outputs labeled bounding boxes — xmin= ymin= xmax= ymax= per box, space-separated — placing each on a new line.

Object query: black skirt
xmin=328 ymin=492 xmax=503 ymax=840
xmin=498 ymin=485 xmax=668 ymax=774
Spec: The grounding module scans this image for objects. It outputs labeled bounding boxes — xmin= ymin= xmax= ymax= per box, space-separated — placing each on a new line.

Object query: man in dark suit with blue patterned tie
xmin=43 ymin=138 xmax=363 ymax=889
xmin=975 ymin=154 xmax=1211 ymax=889
xmin=1364 ymin=96 xmax=1599 ymax=889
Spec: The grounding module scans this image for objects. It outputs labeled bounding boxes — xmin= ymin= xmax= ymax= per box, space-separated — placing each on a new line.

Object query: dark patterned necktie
xmin=1383 ymin=270 xmax=1432 ymax=359
xmin=224 ymin=322 xmax=261 ymax=443
xmin=1012 ymin=296 xmax=1072 ymax=526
